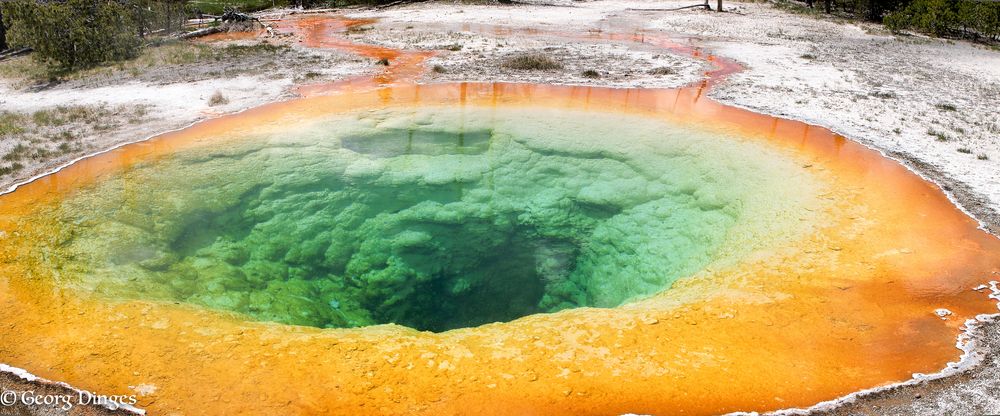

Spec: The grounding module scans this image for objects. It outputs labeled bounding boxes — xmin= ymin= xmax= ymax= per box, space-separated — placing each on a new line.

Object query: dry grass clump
xmin=649 ymin=66 xmax=675 ymax=75
xmin=208 ymin=91 xmax=229 ymax=106
xmin=346 ymin=25 xmax=373 ymax=35
xmin=870 ymin=90 xmax=897 ymax=99
xmin=502 ymin=53 xmax=562 ymax=71
xmin=935 ymin=102 xmax=957 ymax=112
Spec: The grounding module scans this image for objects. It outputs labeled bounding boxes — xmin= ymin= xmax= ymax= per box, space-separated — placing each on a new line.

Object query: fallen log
xmin=376 ymin=0 xmax=430 ymax=9
xmin=178 ymin=8 xmax=274 ymax=40
xmin=0 ymin=47 xmax=31 ymax=62
xmin=221 ymin=9 xmax=256 ymax=23
xmin=626 ymin=3 xmax=711 ymax=11
xmin=502 ymin=0 xmax=576 ymax=6
xmin=177 ymin=27 xmax=223 ymax=39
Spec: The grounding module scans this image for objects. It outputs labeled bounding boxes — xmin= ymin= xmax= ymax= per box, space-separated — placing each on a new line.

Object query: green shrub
xmin=887 ymin=0 xmax=956 ymax=35
xmin=886 ymin=0 xmax=1000 ymax=40
xmin=2 ymin=0 xmax=142 ymax=71
xmin=959 ymin=1 xmax=1000 ymax=40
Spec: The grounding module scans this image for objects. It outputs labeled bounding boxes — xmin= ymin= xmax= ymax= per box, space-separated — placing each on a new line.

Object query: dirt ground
xmin=1 ymin=0 xmax=999 ymax=414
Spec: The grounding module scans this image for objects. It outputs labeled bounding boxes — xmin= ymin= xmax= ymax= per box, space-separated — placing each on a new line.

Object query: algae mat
xmin=0 ymin=83 xmax=997 ymax=415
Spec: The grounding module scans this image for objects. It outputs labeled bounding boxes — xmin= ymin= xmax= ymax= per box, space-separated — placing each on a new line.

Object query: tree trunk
xmin=137 ymin=3 xmax=145 ymax=39
xmin=806 ymin=0 xmax=813 ymax=8
xmin=0 ymin=7 xmax=7 ymax=52
xmin=716 ymin=0 xmax=722 ymax=12
xmin=824 ymin=0 xmax=831 ymax=13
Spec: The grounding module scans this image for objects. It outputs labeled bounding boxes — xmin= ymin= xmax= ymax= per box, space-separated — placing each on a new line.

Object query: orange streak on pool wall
xmin=0 ymin=15 xmax=999 ymax=416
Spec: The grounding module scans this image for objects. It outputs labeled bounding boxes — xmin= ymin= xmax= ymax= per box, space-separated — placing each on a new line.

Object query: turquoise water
xmin=39 ymin=106 xmax=818 ymax=331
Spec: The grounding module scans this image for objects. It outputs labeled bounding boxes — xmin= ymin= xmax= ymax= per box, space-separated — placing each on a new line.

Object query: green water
xmin=38 ymin=106 xmax=819 ymax=332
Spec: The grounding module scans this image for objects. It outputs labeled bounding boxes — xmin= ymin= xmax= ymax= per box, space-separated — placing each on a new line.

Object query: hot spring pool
xmin=1 ymin=83 xmax=997 ymax=416
xmin=39 ymin=106 xmax=816 ymax=332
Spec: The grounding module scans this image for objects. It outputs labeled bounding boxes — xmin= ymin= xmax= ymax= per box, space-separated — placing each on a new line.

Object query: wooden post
xmin=717 ymin=0 xmax=722 ymax=12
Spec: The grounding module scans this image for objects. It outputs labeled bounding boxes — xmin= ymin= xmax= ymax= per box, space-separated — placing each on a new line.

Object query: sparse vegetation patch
xmin=502 ymin=53 xmax=562 ymax=71
xmin=927 ymin=129 xmax=950 ymax=142
xmin=0 ymin=105 xmax=150 ymax=178
xmin=0 ymin=41 xmax=294 ymax=88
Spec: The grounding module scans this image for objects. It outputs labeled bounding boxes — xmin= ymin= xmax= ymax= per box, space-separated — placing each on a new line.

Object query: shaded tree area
xmin=301 ymin=0 xmax=410 ymax=6
xmin=0 ymin=0 xmax=426 ymax=71
xmin=136 ymin=0 xmax=190 ymax=36
xmin=187 ymin=0 xmax=283 ymax=15
xmin=0 ymin=7 xmax=7 ymax=51
xmin=185 ymin=0 xmax=407 ymax=15
xmin=886 ymin=0 xmax=1000 ymax=40
xmin=2 ymin=0 xmax=141 ymax=70
xmin=0 ymin=0 xmax=191 ymax=71
xmin=789 ymin=0 xmax=1000 ymax=41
